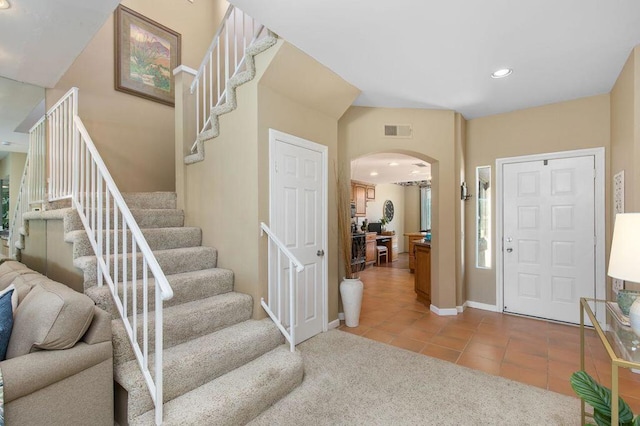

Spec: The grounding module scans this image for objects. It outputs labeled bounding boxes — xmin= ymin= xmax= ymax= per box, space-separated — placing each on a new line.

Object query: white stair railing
xmin=8 ymin=158 xmax=29 ymax=259
xmin=48 ymin=87 xmax=78 ymax=201
xmin=190 ymin=5 xmax=269 ymax=150
xmin=74 ymin=116 xmax=173 ymax=425
xmin=14 ymin=87 xmax=172 ymax=425
xmin=28 ymin=116 xmax=46 ymax=207
xmin=259 ymin=222 xmax=304 ymax=352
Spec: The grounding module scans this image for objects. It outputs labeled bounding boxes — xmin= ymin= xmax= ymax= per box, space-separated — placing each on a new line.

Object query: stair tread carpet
xmin=86 ymin=267 xmax=234 ymax=317
xmin=131 ymin=345 xmax=303 ymax=426
xmin=63 ymin=208 xmax=185 ymax=232
xmin=112 ymin=292 xmax=253 ymax=364
xmin=122 ymin=192 xmax=176 ymax=210
xmin=66 ymin=226 xmax=202 ymax=258
xmin=117 ymin=318 xmax=284 ymax=419
xmin=75 ymin=246 xmax=218 ymax=287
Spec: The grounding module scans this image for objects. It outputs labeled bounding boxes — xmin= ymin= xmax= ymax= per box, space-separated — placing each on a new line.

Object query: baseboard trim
xmin=430 ymin=304 xmax=458 ymax=316
xmin=457 ymin=301 xmax=468 ymax=313
xmin=327 ymin=318 xmax=340 ymax=329
xmin=338 ymin=312 xmax=345 ymax=321
xmin=465 ymin=301 xmax=501 ymax=312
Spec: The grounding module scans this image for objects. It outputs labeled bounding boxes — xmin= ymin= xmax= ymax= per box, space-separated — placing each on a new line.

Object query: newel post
xmin=173 ymin=66 xmax=197 ymax=212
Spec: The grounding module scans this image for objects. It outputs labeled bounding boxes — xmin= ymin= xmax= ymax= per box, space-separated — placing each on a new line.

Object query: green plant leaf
xmin=570 ymin=371 xmax=634 ymax=424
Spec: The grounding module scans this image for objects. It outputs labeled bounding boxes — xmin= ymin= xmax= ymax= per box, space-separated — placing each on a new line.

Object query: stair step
xmin=63 ymin=208 xmax=184 ymax=232
xmin=122 ymin=192 xmax=176 ymax=210
xmin=131 ymin=345 xmax=303 ymax=426
xmin=118 ymin=319 xmax=284 ymax=420
xmin=86 ymin=268 xmax=234 ymax=318
xmin=66 ymin=227 xmax=202 ymax=258
xmin=112 ymin=292 xmax=253 ymax=364
xmin=76 ymin=246 xmax=217 ymax=288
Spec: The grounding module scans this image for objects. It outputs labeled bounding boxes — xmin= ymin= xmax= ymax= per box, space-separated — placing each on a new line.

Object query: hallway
xmin=339 ymin=254 xmax=640 ymax=411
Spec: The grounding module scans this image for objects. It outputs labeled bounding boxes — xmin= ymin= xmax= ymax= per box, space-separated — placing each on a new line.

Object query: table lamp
xmin=608 ymin=213 xmax=640 ymax=336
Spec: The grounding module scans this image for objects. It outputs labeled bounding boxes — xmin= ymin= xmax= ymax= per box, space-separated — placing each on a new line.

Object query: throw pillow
xmin=0 ymin=289 xmax=14 ymax=360
xmin=0 ymin=284 xmax=17 ymax=315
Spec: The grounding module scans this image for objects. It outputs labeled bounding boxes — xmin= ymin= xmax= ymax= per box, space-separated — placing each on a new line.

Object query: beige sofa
xmin=0 ymin=260 xmax=113 ymax=426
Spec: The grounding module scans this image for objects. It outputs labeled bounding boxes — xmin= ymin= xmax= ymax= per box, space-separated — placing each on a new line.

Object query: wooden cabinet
xmin=351 ymin=180 xmax=375 ymax=217
xmin=404 ymin=233 xmax=426 ymax=273
xmin=390 ymin=235 xmax=398 ymax=261
xmin=414 ymin=242 xmax=431 ymax=306
xmin=366 ymin=186 xmax=375 ymax=200
xmin=365 ymin=232 xmax=377 ymax=265
xmin=353 ymin=184 xmax=367 ymax=217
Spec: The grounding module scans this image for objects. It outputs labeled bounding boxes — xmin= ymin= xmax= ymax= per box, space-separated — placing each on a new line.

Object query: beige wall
xmin=339 ymin=107 xmax=461 ymax=310
xmin=610 ymin=46 xmax=640 ymax=291
xmin=465 ymin=94 xmax=611 ymax=305
xmin=180 ymin=41 xmax=359 ymax=322
xmin=47 ymin=0 xmax=226 ymax=192
xmin=364 ymin=183 xmax=406 ymax=250
xmin=0 ymin=153 xmax=27 ymax=231
xmin=404 ymin=186 xmax=421 ymax=241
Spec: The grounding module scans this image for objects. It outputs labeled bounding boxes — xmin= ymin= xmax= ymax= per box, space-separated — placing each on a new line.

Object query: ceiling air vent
xmin=383 ymin=124 xmax=412 ymax=138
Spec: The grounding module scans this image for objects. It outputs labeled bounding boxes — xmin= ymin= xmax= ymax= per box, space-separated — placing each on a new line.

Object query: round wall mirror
xmin=383 ymin=200 xmax=394 ymax=223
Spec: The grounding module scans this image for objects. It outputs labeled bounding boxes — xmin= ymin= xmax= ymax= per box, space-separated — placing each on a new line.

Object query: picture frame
xmin=114 ymin=5 xmax=181 ymax=106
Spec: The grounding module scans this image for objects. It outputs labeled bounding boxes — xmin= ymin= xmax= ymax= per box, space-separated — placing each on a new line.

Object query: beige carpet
xmin=249 ymin=330 xmax=581 ymax=425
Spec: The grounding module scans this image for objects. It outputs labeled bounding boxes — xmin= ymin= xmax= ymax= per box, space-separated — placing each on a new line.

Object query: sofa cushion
xmin=0 ymin=288 xmax=14 ymax=360
xmin=0 ymin=261 xmax=40 ymax=298
xmin=6 ymin=280 xmax=95 ymax=359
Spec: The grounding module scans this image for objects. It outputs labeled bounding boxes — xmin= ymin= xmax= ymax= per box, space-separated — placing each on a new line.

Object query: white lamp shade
xmin=608 ymin=213 xmax=640 ymax=283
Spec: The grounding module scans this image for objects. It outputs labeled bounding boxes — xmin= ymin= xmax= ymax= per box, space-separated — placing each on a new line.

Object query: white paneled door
xmin=270 ymin=130 xmax=326 ymax=344
xmin=502 ymin=155 xmax=595 ymax=324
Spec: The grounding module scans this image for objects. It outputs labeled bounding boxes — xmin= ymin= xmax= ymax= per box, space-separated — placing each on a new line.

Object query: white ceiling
xmin=351 ymin=152 xmax=430 ymax=185
xmin=232 ymin=0 xmax=640 ymax=182
xmin=0 ymin=0 xmax=120 ymax=88
xmin=0 ymin=0 xmax=120 ymax=153
xmin=232 ymin=0 xmax=640 ymax=120
xmin=2 ymin=1 xmax=640 ymax=175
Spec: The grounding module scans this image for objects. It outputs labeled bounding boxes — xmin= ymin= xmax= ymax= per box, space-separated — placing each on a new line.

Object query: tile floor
xmin=339 ymin=253 xmax=640 ymax=412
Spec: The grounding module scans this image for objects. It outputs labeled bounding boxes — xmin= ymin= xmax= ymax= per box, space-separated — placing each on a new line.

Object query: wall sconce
xmin=461 ymin=182 xmax=471 ymax=201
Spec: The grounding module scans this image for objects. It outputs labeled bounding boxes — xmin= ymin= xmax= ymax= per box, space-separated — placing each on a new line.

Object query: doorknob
xmin=317 ymin=250 xmax=325 ymax=257
xmin=506 ymin=248 xmax=513 ymax=253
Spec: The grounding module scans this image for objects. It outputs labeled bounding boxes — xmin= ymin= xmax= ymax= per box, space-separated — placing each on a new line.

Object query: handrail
xmin=260 ymin=222 xmax=304 ymax=273
xmin=47 ymin=87 xmax=78 ymax=201
xmin=74 ymin=115 xmax=172 ymax=425
xmin=189 ymin=5 xmax=269 ymax=152
xmin=28 ymin=116 xmax=46 ymax=207
xmin=8 ymin=158 xmax=29 ymax=259
xmin=260 ymin=222 xmax=304 ymax=352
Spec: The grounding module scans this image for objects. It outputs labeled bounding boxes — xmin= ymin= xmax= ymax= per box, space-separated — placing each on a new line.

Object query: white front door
xmin=270 ymin=130 xmax=326 ymax=344
xmin=502 ymin=155 xmax=595 ymax=324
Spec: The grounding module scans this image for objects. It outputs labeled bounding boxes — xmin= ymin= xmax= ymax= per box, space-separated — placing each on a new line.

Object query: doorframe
xmin=268 ymin=129 xmax=329 ymax=336
xmin=495 ymin=147 xmax=605 ymax=324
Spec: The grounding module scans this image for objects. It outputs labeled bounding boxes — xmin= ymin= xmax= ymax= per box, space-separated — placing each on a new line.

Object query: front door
xmin=270 ymin=130 xmax=326 ymax=344
xmin=502 ymin=155 xmax=595 ymax=324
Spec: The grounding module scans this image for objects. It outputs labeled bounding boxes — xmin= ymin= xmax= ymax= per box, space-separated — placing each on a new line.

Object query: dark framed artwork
xmin=114 ymin=5 xmax=181 ymax=106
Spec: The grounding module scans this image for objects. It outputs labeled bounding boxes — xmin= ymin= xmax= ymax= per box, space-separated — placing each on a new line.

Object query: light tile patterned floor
xmin=339 ymin=254 xmax=640 ymax=412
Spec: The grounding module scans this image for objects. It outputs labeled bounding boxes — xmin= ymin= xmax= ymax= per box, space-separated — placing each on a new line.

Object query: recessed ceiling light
xmin=370 ymin=171 xmax=378 ymax=176
xmin=410 ymin=170 xmax=420 ymax=175
xmin=388 ymin=162 xmax=399 ymax=167
xmin=0 ymin=0 xmax=10 ymax=9
xmin=491 ymin=68 xmax=512 ymax=79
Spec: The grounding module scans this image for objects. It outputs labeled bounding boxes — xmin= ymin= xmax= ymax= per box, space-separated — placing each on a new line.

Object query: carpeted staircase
xmin=52 ymin=192 xmax=303 ymax=425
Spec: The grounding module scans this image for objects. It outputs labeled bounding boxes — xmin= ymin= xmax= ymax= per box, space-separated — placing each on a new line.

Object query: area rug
xmin=249 ymin=330 xmax=580 ymax=425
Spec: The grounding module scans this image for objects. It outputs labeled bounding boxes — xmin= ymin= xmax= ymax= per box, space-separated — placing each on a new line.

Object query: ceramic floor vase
xmin=340 ymin=277 xmax=363 ymax=327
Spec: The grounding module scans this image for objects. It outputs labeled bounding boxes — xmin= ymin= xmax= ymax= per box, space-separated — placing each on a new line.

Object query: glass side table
xmin=580 ymin=298 xmax=640 ymax=425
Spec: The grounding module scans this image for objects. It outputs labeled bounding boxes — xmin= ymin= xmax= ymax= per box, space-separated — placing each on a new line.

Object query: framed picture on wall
xmin=114 ymin=5 xmax=181 ymax=106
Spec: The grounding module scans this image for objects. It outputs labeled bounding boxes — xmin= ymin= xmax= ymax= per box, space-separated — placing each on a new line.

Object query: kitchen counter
xmin=406 ymin=234 xmax=429 ymax=272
